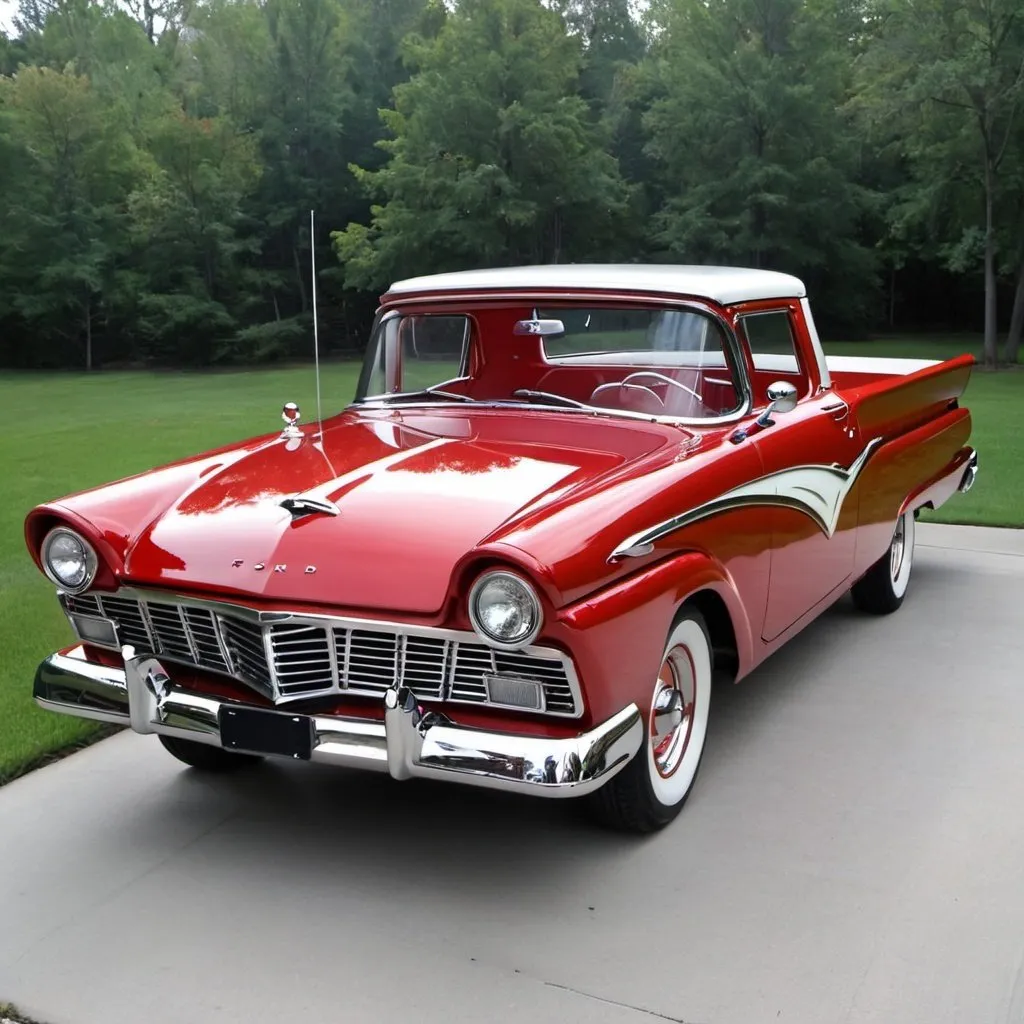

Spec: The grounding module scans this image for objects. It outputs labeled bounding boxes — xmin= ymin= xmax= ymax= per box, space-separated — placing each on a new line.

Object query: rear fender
xmin=847 ymin=353 xmax=973 ymax=438
xmin=900 ymin=443 xmax=976 ymax=519
xmin=855 ymin=405 xmax=972 ymax=574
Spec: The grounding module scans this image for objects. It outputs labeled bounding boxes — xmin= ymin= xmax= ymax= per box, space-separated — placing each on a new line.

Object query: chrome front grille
xmin=219 ymin=617 xmax=273 ymax=697
xmin=60 ymin=589 xmax=581 ymax=716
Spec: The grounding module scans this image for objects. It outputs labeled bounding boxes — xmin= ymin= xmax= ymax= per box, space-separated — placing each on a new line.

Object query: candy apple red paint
xmin=26 ymin=265 xmax=978 ymax=832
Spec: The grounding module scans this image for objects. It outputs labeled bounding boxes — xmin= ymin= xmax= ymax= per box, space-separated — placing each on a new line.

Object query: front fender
xmin=551 ymin=551 xmax=756 ymax=723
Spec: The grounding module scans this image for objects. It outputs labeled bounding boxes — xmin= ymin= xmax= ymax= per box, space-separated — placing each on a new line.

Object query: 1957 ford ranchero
xmin=27 ymin=265 xmax=978 ymax=832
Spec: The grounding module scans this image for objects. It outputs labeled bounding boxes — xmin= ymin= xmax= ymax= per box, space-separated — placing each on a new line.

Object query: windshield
xmin=355 ymin=303 xmax=746 ymax=422
xmin=356 ymin=312 xmax=470 ymax=399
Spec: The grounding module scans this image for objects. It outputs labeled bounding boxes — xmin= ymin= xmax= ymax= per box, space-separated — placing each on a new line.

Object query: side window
xmin=358 ymin=313 xmax=470 ymax=398
xmin=397 ymin=315 xmax=469 ymax=392
xmin=741 ymin=311 xmax=808 ymax=395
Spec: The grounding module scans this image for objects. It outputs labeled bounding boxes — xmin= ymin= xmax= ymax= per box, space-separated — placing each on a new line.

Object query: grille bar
xmin=59 ymin=589 xmax=581 ymax=715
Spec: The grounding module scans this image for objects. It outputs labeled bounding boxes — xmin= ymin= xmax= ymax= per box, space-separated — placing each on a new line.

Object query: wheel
xmin=587 ymin=608 xmax=713 ymax=833
xmin=851 ymin=511 xmax=916 ymax=615
xmin=158 ymin=734 xmax=263 ymax=772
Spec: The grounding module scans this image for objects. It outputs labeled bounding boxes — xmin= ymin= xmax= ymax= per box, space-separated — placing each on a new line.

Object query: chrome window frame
xmin=799 ymin=296 xmax=832 ymax=390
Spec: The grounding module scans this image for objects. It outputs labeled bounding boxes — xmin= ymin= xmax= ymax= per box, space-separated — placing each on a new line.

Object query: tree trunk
xmin=983 ymin=160 xmax=998 ymax=368
xmin=551 ymin=208 xmax=563 ymax=264
xmin=84 ymin=296 xmax=93 ymax=372
xmin=1005 ymin=258 xmax=1024 ymax=366
xmin=293 ymin=244 xmax=308 ymax=313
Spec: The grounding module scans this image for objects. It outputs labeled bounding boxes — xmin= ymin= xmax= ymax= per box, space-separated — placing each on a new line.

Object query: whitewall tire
xmin=851 ymin=512 xmax=916 ymax=615
xmin=588 ymin=607 xmax=713 ymax=833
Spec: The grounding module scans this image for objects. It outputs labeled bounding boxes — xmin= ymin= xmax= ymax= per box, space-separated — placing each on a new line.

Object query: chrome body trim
xmin=610 ymin=437 xmax=883 ymax=561
xmin=57 ymin=586 xmax=583 ymax=718
xmin=33 ymin=648 xmax=641 ymax=798
xmin=799 ymin=298 xmax=832 ymax=389
xmin=278 ymin=496 xmax=340 ymax=519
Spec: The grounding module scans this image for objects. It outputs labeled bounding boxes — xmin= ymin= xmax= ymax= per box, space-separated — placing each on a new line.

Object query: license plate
xmin=219 ymin=706 xmax=314 ymax=760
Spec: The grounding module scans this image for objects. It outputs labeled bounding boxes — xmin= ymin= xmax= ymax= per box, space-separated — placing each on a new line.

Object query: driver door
xmin=739 ymin=310 xmax=867 ymax=641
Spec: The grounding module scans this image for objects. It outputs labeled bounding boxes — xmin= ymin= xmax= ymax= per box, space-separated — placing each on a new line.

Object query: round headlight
xmin=468 ymin=571 xmax=542 ymax=649
xmin=42 ymin=527 xmax=98 ymax=593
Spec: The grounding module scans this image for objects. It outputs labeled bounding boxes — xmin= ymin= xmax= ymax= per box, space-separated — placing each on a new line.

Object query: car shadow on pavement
xmin=108 ymin=562 xmax=962 ymax=902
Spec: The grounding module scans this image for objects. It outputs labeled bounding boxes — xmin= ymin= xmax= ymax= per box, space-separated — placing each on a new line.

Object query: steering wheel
xmin=589 ymin=381 xmax=665 ymax=413
xmin=620 ymin=371 xmax=704 ymax=404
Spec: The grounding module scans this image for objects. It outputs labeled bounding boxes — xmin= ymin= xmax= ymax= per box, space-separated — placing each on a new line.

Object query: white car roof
xmin=385 ymin=263 xmax=807 ymax=305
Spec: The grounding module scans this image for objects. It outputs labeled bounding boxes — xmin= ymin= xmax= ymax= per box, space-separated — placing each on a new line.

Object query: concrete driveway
xmin=2 ymin=523 xmax=1023 ymax=1024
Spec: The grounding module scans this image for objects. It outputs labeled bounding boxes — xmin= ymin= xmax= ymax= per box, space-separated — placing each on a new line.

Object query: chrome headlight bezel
xmin=41 ymin=526 xmax=99 ymax=595
xmin=468 ymin=570 xmax=543 ymax=650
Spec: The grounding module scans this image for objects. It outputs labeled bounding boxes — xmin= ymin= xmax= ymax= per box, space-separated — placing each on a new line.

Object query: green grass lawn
xmin=0 ymin=337 xmax=1019 ymax=780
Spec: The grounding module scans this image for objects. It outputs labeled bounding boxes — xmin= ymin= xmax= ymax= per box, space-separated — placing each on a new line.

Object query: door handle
xmin=822 ymin=400 xmax=849 ymax=422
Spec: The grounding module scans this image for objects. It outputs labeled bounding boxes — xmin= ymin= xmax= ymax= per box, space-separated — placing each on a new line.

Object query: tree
xmin=642 ymin=0 xmax=879 ymax=333
xmin=855 ymin=0 xmax=1024 ymax=365
xmin=0 ymin=65 xmax=145 ymax=368
xmin=187 ymin=0 xmax=435 ymax=347
xmin=126 ymin=108 xmax=263 ymax=364
xmin=333 ymin=0 xmax=631 ymax=290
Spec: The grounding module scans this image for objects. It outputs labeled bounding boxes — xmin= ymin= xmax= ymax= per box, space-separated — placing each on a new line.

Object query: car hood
xmin=119 ymin=408 xmax=682 ymax=614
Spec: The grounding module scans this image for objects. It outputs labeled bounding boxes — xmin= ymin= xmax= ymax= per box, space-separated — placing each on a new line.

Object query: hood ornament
xmin=279 ymin=495 xmax=340 ymax=520
xmin=281 ymin=402 xmax=302 ymax=439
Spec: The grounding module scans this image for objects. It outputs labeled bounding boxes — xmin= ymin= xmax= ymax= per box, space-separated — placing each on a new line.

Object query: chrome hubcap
xmin=650 ymin=647 xmax=696 ymax=778
xmin=890 ymin=517 xmax=906 ymax=582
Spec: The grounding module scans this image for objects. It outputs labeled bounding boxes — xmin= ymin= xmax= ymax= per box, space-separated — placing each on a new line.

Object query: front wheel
xmin=158 ymin=734 xmax=263 ymax=773
xmin=851 ymin=512 xmax=916 ymax=615
xmin=586 ymin=608 xmax=713 ymax=833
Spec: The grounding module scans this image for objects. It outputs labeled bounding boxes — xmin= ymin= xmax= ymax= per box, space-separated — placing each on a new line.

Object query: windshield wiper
xmin=510 ymin=389 xmax=589 ymax=410
xmin=373 ymin=387 xmax=476 ymax=404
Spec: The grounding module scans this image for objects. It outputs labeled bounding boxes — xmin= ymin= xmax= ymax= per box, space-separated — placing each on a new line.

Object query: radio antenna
xmin=310 ymin=208 xmax=323 ymax=444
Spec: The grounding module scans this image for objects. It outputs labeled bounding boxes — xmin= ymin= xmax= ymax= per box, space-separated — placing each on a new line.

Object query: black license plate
xmin=219 ymin=706 xmax=314 ymax=760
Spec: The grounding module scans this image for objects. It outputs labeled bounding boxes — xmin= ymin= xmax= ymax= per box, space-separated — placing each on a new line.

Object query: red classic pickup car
xmin=27 ymin=265 xmax=977 ymax=832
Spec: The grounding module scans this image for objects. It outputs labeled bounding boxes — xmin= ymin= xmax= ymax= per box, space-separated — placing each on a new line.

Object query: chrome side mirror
xmin=755 ymin=380 xmax=798 ymax=427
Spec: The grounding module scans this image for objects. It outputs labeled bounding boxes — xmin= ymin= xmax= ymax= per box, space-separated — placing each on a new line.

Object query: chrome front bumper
xmin=33 ymin=646 xmax=643 ymax=798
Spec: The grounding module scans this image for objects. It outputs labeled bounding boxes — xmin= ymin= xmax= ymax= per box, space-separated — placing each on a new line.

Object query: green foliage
xmin=852 ymin=0 xmax=1024 ymax=362
xmin=332 ymin=0 xmax=631 ymax=289
xmin=0 ymin=64 xmax=146 ymax=368
xmin=0 ymin=0 xmax=1022 ymax=367
xmin=642 ymin=0 xmax=880 ymax=331
xmin=126 ymin=110 xmax=263 ymax=363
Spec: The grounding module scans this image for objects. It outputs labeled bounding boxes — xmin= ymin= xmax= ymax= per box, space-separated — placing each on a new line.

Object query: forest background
xmin=1 ymin=0 xmax=1023 ymax=372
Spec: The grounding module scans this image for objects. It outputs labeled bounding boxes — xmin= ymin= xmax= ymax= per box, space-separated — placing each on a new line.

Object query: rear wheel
xmin=158 ymin=735 xmax=263 ymax=773
xmin=587 ymin=608 xmax=713 ymax=833
xmin=851 ymin=512 xmax=915 ymax=615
